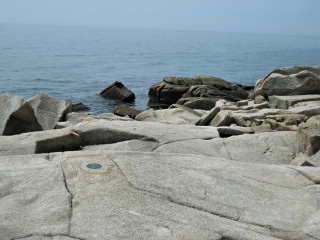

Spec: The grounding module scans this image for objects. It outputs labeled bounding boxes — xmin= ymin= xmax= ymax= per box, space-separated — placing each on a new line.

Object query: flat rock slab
xmin=0 ymin=154 xmax=70 ymax=239
xmin=154 ymin=131 xmax=296 ymax=165
xmin=69 ymin=119 xmax=219 ymax=146
xmin=2 ymin=151 xmax=320 ymax=240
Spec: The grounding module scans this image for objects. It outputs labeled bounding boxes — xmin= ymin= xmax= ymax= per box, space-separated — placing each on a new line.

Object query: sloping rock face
xmin=28 ymin=93 xmax=72 ymax=130
xmin=0 ymin=93 xmax=42 ymax=135
xmin=99 ymin=81 xmax=135 ymax=103
xmin=251 ymin=66 xmax=320 ymax=98
xmin=148 ymin=75 xmax=248 ymax=109
xmin=2 ymin=151 xmax=320 ymax=240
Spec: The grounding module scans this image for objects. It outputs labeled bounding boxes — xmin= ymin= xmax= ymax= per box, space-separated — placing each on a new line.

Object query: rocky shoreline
xmin=1 ymin=66 xmax=320 ymax=240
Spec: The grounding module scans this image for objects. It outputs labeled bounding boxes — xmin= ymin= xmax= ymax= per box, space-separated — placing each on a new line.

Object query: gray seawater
xmin=1 ymin=24 xmax=319 ymax=114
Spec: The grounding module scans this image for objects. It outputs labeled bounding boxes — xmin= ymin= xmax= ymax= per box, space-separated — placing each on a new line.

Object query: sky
xmin=0 ymin=0 xmax=319 ymax=37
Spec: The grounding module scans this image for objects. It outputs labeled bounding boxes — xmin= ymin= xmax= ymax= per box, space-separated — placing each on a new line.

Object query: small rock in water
xmin=100 ymin=81 xmax=135 ymax=103
xmin=72 ymin=103 xmax=90 ymax=112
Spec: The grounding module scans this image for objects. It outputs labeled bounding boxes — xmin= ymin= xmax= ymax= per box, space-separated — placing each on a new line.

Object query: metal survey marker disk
xmin=86 ymin=163 xmax=102 ymax=169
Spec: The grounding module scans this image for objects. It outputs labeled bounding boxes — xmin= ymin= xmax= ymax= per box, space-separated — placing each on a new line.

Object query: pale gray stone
xmin=0 ymin=128 xmax=81 ymax=156
xmin=195 ymin=107 xmax=221 ymax=126
xmin=83 ymin=139 xmax=158 ymax=152
xmin=251 ymin=66 xmax=320 ymax=98
xmin=135 ymin=107 xmax=203 ymax=124
xmin=0 ymin=93 xmax=42 ymax=135
xmin=254 ymin=95 xmax=266 ymax=104
xmin=290 ymin=152 xmax=317 ymax=166
xmin=295 ymin=116 xmax=320 ymax=156
xmin=154 ymin=131 xmax=296 ymax=165
xmin=70 ymin=119 xmax=219 ymax=146
xmin=269 ymin=94 xmax=320 ymax=109
xmin=237 ymin=99 xmax=249 ymax=107
xmin=62 ymin=151 xmax=291 ymax=240
xmin=28 ymin=93 xmax=72 ymax=130
xmin=0 ymin=154 xmax=70 ymax=239
xmin=288 ymin=100 xmax=320 ymax=116
xmin=210 ymin=110 xmax=233 ymax=127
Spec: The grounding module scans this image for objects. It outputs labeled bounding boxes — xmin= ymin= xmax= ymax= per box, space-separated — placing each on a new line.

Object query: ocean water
xmin=1 ymin=24 xmax=319 ymax=114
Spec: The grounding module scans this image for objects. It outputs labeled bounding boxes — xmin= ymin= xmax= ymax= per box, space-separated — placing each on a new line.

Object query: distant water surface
xmin=0 ymin=24 xmax=319 ymax=113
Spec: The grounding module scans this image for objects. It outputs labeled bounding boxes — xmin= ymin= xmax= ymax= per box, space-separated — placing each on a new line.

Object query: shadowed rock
xmin=0 ymin=93 xmax=42 ymax=135
xmin=28 ymin=93 xmax=72 ymax=130
xmin=100 ymin=81 xmax=135 ymax=103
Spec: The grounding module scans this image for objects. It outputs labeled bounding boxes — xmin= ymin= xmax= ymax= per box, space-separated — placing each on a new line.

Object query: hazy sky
xmin=0 ymin=0 xmax=319 ymax=36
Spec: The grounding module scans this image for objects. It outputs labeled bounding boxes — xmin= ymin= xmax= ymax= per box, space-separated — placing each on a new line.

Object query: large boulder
xmin=250 ymin=66 xmax=320 ymax=98
xmin=0 ymin=93 xmax=42 ymax=135
xmin=28 ymin=93 xmax=72 ymax=130
xmin=99 ymin=81 xmax=135 ymax=103
xmin=148 ymin=75 xmax=248 ymax=109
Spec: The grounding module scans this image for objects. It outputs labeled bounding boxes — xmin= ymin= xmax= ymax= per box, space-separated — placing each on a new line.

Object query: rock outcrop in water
xmin=148 ymin=75 xmax=249 ymax=109
xmin=1 ymin=66 xmax=320 ymax=240
xmin=100 ymin=81 xmax=135 ymax=103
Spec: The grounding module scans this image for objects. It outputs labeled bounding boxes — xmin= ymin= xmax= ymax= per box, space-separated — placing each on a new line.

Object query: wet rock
xmin=0 ymin=93 xmax=42 ymax=135
xmin=72 ymin=103 xmax=90 ymax=112
xmin=28 ymin=93 xmax=72 ymax=130
xmin=251 ymin=66 xmax=320 ymax=98
xmin=113 ymin=105 xmax=141 ymax=119
xmin=99 ymin=81 xmax=135 ymax=103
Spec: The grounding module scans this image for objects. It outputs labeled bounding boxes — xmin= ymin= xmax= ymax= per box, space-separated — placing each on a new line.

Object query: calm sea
xmin=0 ymin=24 xmax=319 ymax=114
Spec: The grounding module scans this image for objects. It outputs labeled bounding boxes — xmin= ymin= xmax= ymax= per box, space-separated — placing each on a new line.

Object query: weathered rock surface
xmin=70 ymin=119 xmax=219 ymax=146
xmin=0 ymin=154 xmax=70 ymax=239
xmin=154 ymin=131 xmax=296 ymax=165
xmin=148 ymin=75 xmax=248 ymax=109
xmin=0 ymin=128 xmax=81 ymax=156
xmin=28 ymin=93 xmax=72 ymax=130
xmin=288 ymin=100 xmax=320 ymax=117
xmin=2 ymin=151 xmax=320 ymax=240
xmin=135 ymin=108 xmax=204 ymax=124
xmin=251 ymin=66 xmax=320 ymax=98
xmin=0 ymin=93 xmax=42 ymax=135
xmin=290 ymin=152 xmax=317 ymax=166
xmin=231 ymin=108 xmax=307 ymax=129
xmin=268 ymin=94 xmax=320 ymax=109
xmin=99 ymin=81 xmax=135 ymax=103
